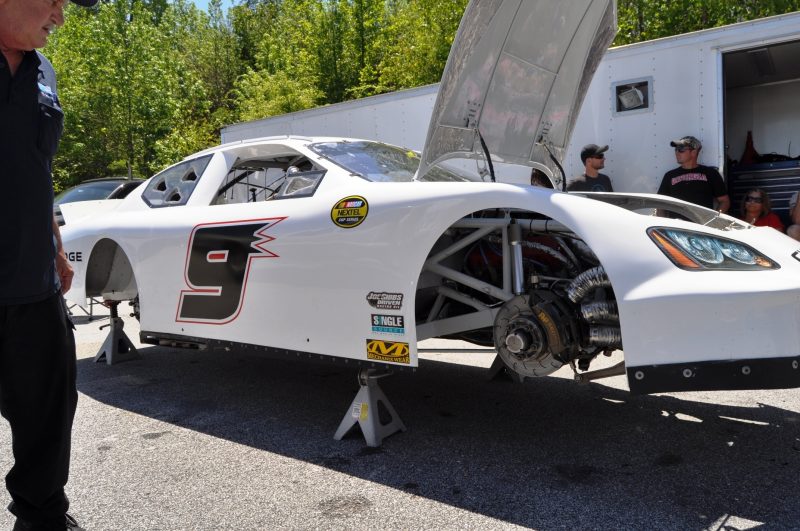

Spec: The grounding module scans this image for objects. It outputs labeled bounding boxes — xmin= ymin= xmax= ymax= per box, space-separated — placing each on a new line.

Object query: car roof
xmin=79 ymin=177 xmax=145 ymax=183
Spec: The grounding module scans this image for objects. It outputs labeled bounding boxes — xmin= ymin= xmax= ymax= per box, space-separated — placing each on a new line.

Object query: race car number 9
xmin=177 ymin=219 xmax=282 ymax=323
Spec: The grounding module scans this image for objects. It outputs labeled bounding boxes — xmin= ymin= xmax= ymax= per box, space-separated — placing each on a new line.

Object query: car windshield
xmin=310 ymin=141 xmax=475 ymax=182
xmin=55 ymin=181 xmax=124 ymax=204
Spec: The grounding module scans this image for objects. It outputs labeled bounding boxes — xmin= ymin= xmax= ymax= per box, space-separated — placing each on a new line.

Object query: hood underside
xmin=417 ymin=0 xmax=617 ymax=181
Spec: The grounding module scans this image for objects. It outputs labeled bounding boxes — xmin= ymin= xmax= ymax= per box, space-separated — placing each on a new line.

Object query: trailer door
xmin=723 ymin=39 xmax=800 ymax=226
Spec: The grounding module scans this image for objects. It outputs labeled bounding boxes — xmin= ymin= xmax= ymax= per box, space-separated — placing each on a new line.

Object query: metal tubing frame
xmin=420 ymin=215 xmax=574 ymax=339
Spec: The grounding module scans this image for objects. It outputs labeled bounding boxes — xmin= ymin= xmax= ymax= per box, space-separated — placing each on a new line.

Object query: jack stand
xmin=334 ymin=369 xmax=406 ymax=447
xmin=487 ymin=355 xmax=526 ymax=383
xmin=94 ymin=301 xmax=140 ymax=365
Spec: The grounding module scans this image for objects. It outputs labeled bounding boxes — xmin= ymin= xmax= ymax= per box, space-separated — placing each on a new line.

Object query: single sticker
xmin=371 ymin=314 xmax=405 ymax=335
xmin=331 ymin=195 xmax=368 ymax=228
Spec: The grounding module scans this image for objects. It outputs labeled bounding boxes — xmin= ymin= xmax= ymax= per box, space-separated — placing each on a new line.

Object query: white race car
xmin=62 ymin=0 xmax=800 ymax=398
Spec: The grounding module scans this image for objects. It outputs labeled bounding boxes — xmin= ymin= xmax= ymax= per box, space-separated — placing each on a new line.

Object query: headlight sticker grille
xmin=648 ymin=227 xmax=779 ymax=271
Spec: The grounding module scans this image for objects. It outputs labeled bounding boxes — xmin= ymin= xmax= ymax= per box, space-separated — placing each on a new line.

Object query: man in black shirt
xmin=0 ymin=0 xmax=97 ymax=529
xmin=567 ymin=143 xmax=614 ymax=192
xmin=657 ymin=135 xmax=730 ymax=213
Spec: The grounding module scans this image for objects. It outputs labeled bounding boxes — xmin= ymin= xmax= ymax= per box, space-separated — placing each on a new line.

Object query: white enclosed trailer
xmin=222 ymin=11 xmax=800 ymax=220
xmin=570 ymin=10 xmax=800 ymax=223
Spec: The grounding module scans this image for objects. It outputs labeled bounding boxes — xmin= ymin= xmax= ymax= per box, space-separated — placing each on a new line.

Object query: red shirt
xmin=741 ymin=212 xmax=785 ymax=232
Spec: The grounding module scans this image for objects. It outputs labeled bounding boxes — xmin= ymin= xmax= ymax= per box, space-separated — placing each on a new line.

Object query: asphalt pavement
xmin=0 ymin=305 xmax=798 ymax=530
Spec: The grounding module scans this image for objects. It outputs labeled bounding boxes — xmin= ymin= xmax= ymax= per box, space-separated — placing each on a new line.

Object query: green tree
xmin=316 ymin=0 xmax=355 ymax=103
xmin=49 ymin=1 xmax=184 ymax=184
xmin=615 ymin=0 xmax=800 ymax=45
xmin=233 ymin=68 xmax=323 ymax=121
xmin=372 ymin=0 xmax=468 ymax=93
xmin=44 ymin=0 xmax=800 ymax=188
xmin=229 ymin=0 xmax=281 ymax=71
xmin=346 ymin=0 xmax=386 ymax=99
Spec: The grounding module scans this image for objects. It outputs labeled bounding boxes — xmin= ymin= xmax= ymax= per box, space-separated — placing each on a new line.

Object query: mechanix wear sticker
xmin=331 ymin=195 xmax=368 ymax=228
xmin=177 ymin=218 xmax=284 ymax=323
xmin=371 ymin=314 xmax=405 ymax=335
xmin=366 ymin=339 xmax=410 ymax=364
xmin=366 ymin=291 xmax=403 ymax=310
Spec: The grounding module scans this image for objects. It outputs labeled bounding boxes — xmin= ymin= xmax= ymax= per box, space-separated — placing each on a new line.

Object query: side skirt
xmin=627 ymin=356 xmax=800 ymax=394
xmin=139 ymin=330 xmax=415 ymax=373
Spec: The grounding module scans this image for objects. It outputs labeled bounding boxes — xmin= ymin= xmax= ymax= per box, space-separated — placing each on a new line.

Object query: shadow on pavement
xmin=77 ymin=345 xmax=800 ymax=529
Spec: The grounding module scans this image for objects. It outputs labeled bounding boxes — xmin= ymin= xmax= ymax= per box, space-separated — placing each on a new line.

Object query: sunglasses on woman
xmin=745 ymin=196 xmax=763 ymax=203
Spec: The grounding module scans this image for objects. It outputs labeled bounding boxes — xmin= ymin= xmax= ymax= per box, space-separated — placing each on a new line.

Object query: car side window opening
xmin=213 ymin=156 xmax=323 ymax=205
xmin=142 ymin=155 xmax=213 ymax=208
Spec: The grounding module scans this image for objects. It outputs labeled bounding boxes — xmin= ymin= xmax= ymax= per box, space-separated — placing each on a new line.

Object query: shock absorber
xmin=509 ymin=222 xmax=524 ymax=295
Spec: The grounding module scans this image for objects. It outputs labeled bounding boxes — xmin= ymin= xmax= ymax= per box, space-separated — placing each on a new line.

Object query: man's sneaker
xmin=65 ymin=514 xmax=85 ymax=531
xmin=13 ymin=513 xmax=85 ymax=531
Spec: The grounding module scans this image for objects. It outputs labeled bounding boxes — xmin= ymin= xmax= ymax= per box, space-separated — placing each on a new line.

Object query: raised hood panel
xmin=417 ymin=0 xmax=617 ymax=180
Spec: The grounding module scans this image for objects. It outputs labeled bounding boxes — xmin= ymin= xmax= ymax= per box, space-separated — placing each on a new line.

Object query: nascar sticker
xmin=331 ymin=195 xmax=368 ymax=228
xmin=366 ymin=291 xmax=403 ymax=310
xmin=371 ymin=314 xmax=405 ymax=335
xmin=366 ymin=339 xmax=410 ymax=364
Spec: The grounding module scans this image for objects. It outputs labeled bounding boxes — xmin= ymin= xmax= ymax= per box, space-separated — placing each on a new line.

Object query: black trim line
xmin=627 ymin=356 xmax=800 ymax=394
xmin=139 ymin=330 xmax=415 ymax=372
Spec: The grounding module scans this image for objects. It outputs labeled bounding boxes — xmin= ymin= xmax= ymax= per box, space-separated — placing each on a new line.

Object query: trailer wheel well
xmin=85 ymin=239 xmax=138 ymax=301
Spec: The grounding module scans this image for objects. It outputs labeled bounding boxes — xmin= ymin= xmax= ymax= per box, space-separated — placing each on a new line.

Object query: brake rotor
xmin=493 ymin=293 xmax=574 ymax=378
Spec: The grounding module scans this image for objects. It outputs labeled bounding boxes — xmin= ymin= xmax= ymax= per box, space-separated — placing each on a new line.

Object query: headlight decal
xmin=647 ymin=227 xmax=779 ymax=271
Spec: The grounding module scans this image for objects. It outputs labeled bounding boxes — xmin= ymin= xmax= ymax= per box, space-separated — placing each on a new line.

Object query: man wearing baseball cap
xmin=0 ymin=0 xmax=97 ymax=529
xmin=567 ymin=144 xmax=614 ymax=192
xmin=657 ymin=135 xmax=730 ymax=213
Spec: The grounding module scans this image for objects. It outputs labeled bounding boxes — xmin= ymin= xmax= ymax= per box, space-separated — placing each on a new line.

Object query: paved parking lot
xmin=0 ymin=306 xmax=798 ymax=530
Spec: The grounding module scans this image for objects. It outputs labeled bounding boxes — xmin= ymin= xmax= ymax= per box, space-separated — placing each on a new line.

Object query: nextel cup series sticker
xmin=331 ymin=195 xmax=368 ymax=228
xmin=366 ymin=291 xmax=403 ymax=310
xmin=366 ymin=339 xmax=410 ymax=364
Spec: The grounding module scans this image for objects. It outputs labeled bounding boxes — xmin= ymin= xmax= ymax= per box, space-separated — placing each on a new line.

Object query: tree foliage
xmin=46 ymin=0 xmax=800 ymax=190
xmin=615 ymin=0 xmax=800 ymax=45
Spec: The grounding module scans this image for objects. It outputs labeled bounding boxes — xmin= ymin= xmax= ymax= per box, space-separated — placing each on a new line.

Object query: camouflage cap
xmin=670 ymin=136 xmax=702 ymax=150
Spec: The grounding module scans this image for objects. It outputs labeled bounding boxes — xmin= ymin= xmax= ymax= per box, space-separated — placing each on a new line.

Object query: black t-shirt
xmin=657 ymin=165 xmax=726 ymax=210
xmin=0 ymin=52 xmax=63 ymax=305
xmin=567 ymin=173 xmax=613 ymax=192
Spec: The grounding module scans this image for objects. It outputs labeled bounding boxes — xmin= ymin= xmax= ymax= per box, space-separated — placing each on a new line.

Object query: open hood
xmin=416 ymin=0 xmax=617 ymax=182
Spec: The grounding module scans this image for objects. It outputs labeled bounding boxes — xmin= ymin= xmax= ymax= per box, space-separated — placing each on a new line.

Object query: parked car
xmin=54 ymin=177 xmax=144 ymax=226
xmin=59 ymin=0 xmax=800 ymax=399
